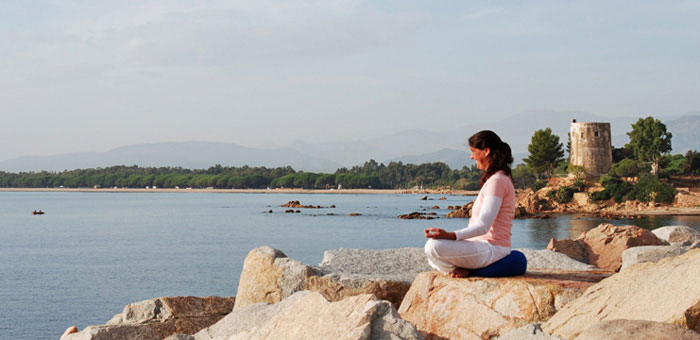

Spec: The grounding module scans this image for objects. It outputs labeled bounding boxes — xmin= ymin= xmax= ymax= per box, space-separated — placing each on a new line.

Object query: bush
xmin=531 ymin=179 xmax=547 ymax=191
xmin=609 ymin=159 xmax=645 ymax=178
xmin=590 ymin=179 xmax=634 ymax=203
xmin=629 ymin=175 xmax=676 ymax=203
xmin=572 ymin=178 xmax=586 ymax=192
xmin=547 ymin=186 xmax=576 ymax=204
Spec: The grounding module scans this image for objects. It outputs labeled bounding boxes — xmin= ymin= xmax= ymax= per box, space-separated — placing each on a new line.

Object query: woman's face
xmin=470 ymin=146 xmax=490 ymax=170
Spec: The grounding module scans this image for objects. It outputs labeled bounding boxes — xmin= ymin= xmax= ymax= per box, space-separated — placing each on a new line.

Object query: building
xmin=569 ymin=119 xmax=612 ymax=176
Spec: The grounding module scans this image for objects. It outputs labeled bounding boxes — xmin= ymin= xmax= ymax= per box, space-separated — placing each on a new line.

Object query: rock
xmin=547 ymin=223 xmax=668 ymax=271
xmin=420 ymin=195 xmax=428 ymax=200
xmin=446 ymin=201 xmax=474 ymax=218
xmin=61 ymin=296 xmax=235 ymax=340
xmin=573 ymin=319 xmax=700 ymax=340
xmin=543 ymin=249 xmax=700 ymax=339
xmin=620 ymin=244 xmax=691 ymax=270
xmin=60 ymin=326 xmax=78 ymax=340
xmin=348 ymin=213 xmax=362 ymax=216
xmin=280 ymin=200 xmax=323 ymax=208
xmin=431 ymin=205 xmax=440 ymax=209
xmin=517 ymin=249 xmax=595 ymax=271
xmin=192 ymin=291 xmax=422 ymax=340
xmin=546 ymin=238 xmax=587 ymax=264
xmin=652 ymin=226 xmax=700 ymax=247
xmin=398 ymin=270 xmax=609 ymax=340
xmin=438 ymin=197 xmax=447 ymax=200
xmin=496 ymin=324 xmax=565 ymax=340
xmin=319 ymin=248 xmax=433 ymax=283
xmin=234 ymin=246 xmax=422 ymax=311
xmin=398 ymin=212 xmax=436 ymax=220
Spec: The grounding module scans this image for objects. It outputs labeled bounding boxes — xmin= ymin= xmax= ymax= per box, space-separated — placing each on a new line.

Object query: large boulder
xmin=620 ymin=244 xmax=691 ymax=270
xmin=652 ymin=225 xmax=700 ymax=247
xmin=398 ymin=270 xmax=609 ymax=340
xmin=187 ymin=291 xmax=421 ymax=340
xmin=496 ymin=324 xmax=564 ymax=340
xmin=542 ymin=249 xmax=700 ymax=339
xmin=572 ymin=319 xmax=700 ymax=340
xmin=234 ymin=246 xmax=431 ymax=310
xmin=61 ymin=296 xmax=235 ymax=340
xmin=547 ymin=223 xmax=668 ymax=271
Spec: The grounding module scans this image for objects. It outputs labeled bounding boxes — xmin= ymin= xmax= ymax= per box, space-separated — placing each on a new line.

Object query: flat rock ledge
xmin=172 ymin=291 xmax=421 ymax=340
xmin=61 ymin=296 xmax=235 ymax=340
xmin=398 ymin=270 xmax=610 ymax=340
xmin=543 ymin=248 xmax=700 ymax=339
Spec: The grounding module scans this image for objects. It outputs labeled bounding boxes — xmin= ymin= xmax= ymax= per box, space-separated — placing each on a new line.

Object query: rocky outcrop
xmin=234 ymin=246 xmax=431 ymax=311
xmin=652 ymin=225 xmax=700 ymax=247
xmin=280 ymin=200 xmax=326 ymax=208
xmin=184 ymin=291 xmax=421 ymax=340
xmin=542 ymin=249 xmax=700 ymax=339
xmin=446 ymin=201 xmax=474 ymax=218
xmin=546 ymin=223 xmax=668 ymax=271
xmin=398 ymin=212 xmax=438 ymax=219
xmin=620 ymin=244 xmax=692 ymax=269
xmin=398 ymin=270 xmax=609 ymax=340
xmin=61 ymin=296 xmax=235 ymax=340
xmin=572 ymin=320 xmax=700 ymax=340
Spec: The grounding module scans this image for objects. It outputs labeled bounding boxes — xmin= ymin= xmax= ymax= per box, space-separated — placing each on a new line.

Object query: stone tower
xmin=569 ymin=119 xmax=612 ymax=176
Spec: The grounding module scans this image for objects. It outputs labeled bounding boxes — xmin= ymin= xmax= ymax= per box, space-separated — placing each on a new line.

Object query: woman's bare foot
xmin=449 ymin=267 xmax=470 ymax=278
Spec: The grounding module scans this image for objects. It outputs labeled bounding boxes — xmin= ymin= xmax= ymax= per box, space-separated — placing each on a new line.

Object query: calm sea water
xmin=1 ymin=192 xmax=699 ymax=340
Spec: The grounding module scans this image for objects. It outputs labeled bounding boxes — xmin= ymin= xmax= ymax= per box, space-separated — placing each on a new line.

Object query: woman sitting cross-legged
xmin=424 ymin=130 xmax=515 ymax=278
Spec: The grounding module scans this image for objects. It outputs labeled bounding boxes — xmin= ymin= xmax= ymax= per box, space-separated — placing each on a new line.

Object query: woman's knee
xmin=424 ymin=238 xmax=437 ymax=256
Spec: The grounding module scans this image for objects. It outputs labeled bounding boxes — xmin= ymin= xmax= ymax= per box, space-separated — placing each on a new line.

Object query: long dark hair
xmin=468 ymin=130 xmax=513 ymax=186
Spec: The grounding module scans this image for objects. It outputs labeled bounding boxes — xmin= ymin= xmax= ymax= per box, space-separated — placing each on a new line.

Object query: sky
xmin=1 ymin=0 xmax=699 ymax=160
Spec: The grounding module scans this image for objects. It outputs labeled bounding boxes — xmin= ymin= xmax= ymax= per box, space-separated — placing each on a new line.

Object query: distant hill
xmin=0 ymin=142 xmax=343 ymax=173
xmin=2 ymin=112 xmax=697 ymax=173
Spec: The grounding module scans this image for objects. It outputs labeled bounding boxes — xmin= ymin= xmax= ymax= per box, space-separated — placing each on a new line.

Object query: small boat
xmin=32 ymin=210 xmax=45 ymax=215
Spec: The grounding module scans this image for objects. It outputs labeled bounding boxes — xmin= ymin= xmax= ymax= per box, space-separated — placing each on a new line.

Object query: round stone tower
xmin=569 ymin=119 xmax=612 ymax=176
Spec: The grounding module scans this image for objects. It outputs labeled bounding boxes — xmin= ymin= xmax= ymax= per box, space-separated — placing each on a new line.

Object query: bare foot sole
xmin=449 ymin=267 xmax=470 ymax=278
xmin=60 ymin=326 xmax=78 ymax=340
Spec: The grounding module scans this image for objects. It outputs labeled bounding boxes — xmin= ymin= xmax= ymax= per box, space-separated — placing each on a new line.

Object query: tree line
xmin=0 ymin=162 xmax=484 ymax=190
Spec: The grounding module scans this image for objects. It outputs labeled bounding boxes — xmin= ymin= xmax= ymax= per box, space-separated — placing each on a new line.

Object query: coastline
xmin=0 ymin=187 xmax=480 ymax=196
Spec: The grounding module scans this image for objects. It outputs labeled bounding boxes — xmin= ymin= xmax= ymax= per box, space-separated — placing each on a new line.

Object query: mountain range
xmin=2 ymin=111 xmax=698 ymax=173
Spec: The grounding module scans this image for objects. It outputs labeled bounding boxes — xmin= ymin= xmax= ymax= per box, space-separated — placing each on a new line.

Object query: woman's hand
xmin=424 ymin=228 xmax=457 ymax=240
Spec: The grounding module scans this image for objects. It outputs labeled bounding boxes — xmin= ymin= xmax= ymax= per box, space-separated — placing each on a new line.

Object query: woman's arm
xmin=453 ymin=195 xmax=502 ymax=240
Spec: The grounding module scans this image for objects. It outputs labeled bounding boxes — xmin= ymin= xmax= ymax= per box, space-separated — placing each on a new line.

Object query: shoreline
xmin=0 ymin=187 xmax=480 ymax=196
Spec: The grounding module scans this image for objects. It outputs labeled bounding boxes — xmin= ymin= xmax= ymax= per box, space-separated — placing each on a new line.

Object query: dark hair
xmin=468 ymin=130 xmax=513 ymax=186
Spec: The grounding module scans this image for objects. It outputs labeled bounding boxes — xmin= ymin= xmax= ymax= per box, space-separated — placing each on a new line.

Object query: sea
xmin=1 ymin=191 xmax=699 ymax=340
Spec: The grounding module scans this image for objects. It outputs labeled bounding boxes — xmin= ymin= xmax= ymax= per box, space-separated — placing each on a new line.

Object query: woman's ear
xmin=484 ymin=147 xmax=491 ymax=156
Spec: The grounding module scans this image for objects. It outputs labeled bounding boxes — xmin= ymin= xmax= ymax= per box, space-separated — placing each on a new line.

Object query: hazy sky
xmin=2 ymin=1 xmax=699 ymax=160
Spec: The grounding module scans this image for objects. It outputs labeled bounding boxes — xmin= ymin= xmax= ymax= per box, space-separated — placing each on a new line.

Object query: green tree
xmin=625 ymin=116 xmax=672 ymax=175
xmin=523 ymin=128 xmax=565 ymax=178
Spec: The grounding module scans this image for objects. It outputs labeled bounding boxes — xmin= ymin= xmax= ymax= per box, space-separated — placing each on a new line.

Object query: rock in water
xmin=542 ymin=249 xmax=700 ymax=339
xmin=573 ymin=319 xmax=700 ymax=340
xmin=398 ymin=270 xmax=608 ymax=340
xmin=191 ymin=291 xmax=422 ymax=340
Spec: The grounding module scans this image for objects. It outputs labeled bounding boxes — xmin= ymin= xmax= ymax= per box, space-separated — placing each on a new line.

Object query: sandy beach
xmin=0 ymin=187 xmax=480 ymax=196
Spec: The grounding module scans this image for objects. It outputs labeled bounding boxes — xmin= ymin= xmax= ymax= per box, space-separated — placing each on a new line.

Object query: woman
xmin=424 ymin=130 xmax=515 ymax=278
